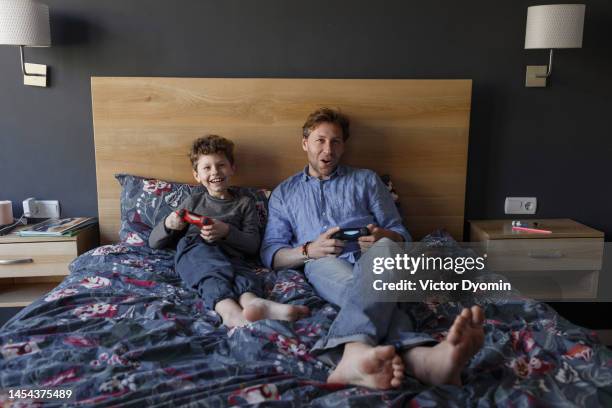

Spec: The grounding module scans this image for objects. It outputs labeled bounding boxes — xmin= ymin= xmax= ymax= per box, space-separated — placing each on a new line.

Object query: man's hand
xmin=306 ymin=226 xmax=345 ymax=259
xmin=165 ymin=212 xmax=188 ymax=231
xmin=358 ymin=224 xmax=404 ymax=252
xmin=200 ymin=220 xmax=230 ymax=243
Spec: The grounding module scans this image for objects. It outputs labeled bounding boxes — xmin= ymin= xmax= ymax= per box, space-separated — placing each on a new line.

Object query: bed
xmin=1 ymin=78 xmax=611 ymax=407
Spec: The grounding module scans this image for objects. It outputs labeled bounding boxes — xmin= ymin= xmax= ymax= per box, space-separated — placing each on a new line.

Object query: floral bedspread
xmin=1 ymin=232 xmax=612 ymax=407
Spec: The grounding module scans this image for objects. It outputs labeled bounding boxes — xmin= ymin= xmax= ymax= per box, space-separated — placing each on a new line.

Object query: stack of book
xmin=17 ymin=217 xmax=97 ymax=237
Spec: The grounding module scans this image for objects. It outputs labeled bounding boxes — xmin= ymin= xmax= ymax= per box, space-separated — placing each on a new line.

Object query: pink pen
xmin=512 ymin=226 xmax=552 ymax=234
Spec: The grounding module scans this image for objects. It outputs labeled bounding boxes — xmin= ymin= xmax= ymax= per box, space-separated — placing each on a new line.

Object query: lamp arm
xmin=536 ymin=49 xmax=553 ymax=78
xmin=19 ymin=45 xmax=26 ymax=76
xmin=19 ymin=45 xmax=46 ymax=77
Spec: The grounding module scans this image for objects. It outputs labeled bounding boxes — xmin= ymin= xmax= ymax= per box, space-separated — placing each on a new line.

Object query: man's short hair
xmin=302 ymin=107 xmax=350 ymax=141
xmin=189 ymin=135 xmax=235 ymax=169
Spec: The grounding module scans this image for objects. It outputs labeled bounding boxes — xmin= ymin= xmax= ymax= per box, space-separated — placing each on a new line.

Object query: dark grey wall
xmin=1 ymin=1 xmax=611 ymax=325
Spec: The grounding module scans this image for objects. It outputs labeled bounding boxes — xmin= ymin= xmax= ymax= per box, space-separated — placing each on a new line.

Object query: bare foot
xmin=403 ymin=305 xmax=484 ymax=386
xmin=242 ymin=298 xmax=310 ymax=322
xmin=220 ymin=308 xmax=251 ymax=328
xmin=327 ymin=342 xmax=405 ymax=390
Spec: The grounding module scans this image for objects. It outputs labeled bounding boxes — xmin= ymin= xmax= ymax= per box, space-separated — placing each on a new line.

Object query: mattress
xmin=1 ymin=231 xmax=611 ymax=407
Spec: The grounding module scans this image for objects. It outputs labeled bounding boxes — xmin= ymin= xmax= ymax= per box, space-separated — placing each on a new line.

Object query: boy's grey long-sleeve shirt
xmin=149 ymin=190 xmax=260 ymax=258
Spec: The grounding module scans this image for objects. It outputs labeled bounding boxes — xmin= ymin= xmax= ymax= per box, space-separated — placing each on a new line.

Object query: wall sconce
xmin=524 ymin=4 xmax=585 ymax=87
xmin=0 ymin=0 xmax=51 ymax=87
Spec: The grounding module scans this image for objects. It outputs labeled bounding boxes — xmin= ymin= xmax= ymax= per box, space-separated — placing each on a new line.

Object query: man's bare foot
xmin=403 ymin=305 xmax=484 ymax=386
xmin=220 ymin=308 xmax=251 ymax=328
xmin=242 ymin=298 xmax=310 ymax=322
xmin=327 ymin=342 xmax=405 ymax=390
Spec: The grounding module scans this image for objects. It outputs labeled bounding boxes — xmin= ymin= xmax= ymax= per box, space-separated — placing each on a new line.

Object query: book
xmin=17 ymin=217 xmax=97 ymax=237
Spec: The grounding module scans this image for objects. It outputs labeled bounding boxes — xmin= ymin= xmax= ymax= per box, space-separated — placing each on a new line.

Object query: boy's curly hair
xmin=189 ymin=135 xmax=235 ymax=169
xmin=302 ymin=107 xmax=350 ymax=141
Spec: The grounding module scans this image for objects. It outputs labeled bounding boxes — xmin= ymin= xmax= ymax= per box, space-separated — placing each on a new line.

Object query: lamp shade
xmin=525 ymin=4 xmax=585 ymax=49
xmin=0 ymin=0 xmax=50 ymax=47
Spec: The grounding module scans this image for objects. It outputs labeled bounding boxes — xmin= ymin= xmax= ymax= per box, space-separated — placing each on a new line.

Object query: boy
xmin=150 ymin=135 xmax=309 ymax=327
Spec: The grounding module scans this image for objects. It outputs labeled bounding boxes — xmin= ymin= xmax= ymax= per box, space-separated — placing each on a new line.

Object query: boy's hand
xmin=200 ymin=220 xmax=230 ymax=243
xmin=165 ymin=212 xmax=187 ymax=231
xmin=307 ymin=226 xmax=345 ymax=259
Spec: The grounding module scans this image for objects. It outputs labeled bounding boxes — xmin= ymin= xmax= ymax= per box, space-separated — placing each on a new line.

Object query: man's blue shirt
xmin=260 ymin=165 xmax=411 ymax=268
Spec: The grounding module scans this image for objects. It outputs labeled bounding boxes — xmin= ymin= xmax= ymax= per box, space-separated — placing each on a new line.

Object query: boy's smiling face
xmin=193 ymin=153 xmax=235 ymax=198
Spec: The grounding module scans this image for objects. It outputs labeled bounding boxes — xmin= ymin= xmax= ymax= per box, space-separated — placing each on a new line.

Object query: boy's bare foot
xmin=220 ymin=308 xmax=251 ymax=328
xmin=215 ymin=298 xmax=251 ymax=328
xmin=327 ymin=343 xmax=405 ymax=389
xmin=403 ymin=305 xmax=484 ymax=386
xmin=242 ymin=298 xmax=310 ymax=322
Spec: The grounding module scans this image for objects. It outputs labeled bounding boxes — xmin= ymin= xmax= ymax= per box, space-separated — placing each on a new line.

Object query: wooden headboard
xmin=91 ymin=77 xmax=471 ymax=244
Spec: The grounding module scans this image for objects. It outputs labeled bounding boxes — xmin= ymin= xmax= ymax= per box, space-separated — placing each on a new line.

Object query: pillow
xmin=115 ymin=174 xmax=270 ymax=245
xmin=115 ymin=172 xmax=397 ymax=246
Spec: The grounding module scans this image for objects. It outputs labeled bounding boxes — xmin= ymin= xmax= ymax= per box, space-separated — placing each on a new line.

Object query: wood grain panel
xmin=92 ymin=78 xmax=472 ymax=244
xmin=484 ymin=238 xmax=604 ymax=272
xmin=0 ymin=241 xmax=76 ymax=278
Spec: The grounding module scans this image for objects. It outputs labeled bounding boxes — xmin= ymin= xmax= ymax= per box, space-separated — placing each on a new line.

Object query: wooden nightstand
xmin=0 ymin=223 xmax=99 ymax=307
xmin=469 ymin=219 xmax=604 ymax=300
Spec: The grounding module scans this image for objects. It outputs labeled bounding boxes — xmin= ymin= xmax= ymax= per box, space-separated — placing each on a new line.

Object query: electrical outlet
xmin=505 ymin=197 xmax=537 ymax=215
xmin=37 ymin=200 xmax=61 ymax=218
xmin=24 ymin=199 xmax=61 ymax=218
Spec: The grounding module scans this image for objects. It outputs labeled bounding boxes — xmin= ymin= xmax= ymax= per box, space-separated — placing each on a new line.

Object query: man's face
xmin=302 ymin=122 xmax=345 ymax=179
xmin=192 ymin=153 xmax=236 ymax=197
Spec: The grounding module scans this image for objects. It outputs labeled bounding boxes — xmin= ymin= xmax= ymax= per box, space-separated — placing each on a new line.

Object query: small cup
xmin=0 ymin=200 xmax=14 ymax=226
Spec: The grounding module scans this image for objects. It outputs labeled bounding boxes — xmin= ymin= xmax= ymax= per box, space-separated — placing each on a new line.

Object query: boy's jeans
xmin=175 ymin=235 xmax=263 ymax=310
xmin=304 ymin=238 xmax=436 ymax=353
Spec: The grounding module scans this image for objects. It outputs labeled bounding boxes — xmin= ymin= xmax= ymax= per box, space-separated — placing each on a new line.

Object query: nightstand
xmin=0 ymin=223 xmax=99 ymax=307
xmin=469 ymin=219 xmax=604 ymax=300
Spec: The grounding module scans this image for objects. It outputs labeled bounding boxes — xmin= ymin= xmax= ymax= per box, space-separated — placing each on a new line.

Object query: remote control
xmin=176 ymin=209 xmax=214 ymax=228
xmin=331 ymin=227 xmax=370 ymax=241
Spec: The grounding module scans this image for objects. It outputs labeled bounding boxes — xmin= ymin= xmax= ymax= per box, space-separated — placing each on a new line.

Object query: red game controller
xmin=176 ymin=209 xmax=214 ymax=228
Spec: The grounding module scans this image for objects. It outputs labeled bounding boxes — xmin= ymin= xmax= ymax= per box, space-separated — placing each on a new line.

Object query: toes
xmin=456 ymin=312 xmax=470 ymax=330
xmin=287 ymin=305 xmax=310 ymax=321
xmin=392 ymin=355 xmax=405 ymax=372
xmin=287 ymin=307 xmax=299 ymax=320
xmin=471 ymin=305 xmax=484 ymax=326
xmin=461 ymin=307 xmax=472 ymax=321
xmin=331 ymin=343 xmax=405 ymax=390
xmin=297 ymin=306 xmax=310 ymax=317
xmin=448 ymin=314 xmax=469 ymax=345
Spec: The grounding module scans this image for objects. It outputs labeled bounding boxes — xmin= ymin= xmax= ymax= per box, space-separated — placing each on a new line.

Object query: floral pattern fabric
xmin=0 ymin=231 xmax=611 ymax=407
xmin=115 ymin=173 xmax=270 ymax=244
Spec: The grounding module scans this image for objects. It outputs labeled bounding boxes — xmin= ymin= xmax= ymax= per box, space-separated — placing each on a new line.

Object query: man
xmin=261 ymin=107 xmax=484 ymax=390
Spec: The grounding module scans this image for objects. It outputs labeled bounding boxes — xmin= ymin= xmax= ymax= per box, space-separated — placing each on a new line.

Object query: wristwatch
xmin=301 ymin=241 xmax=312 ymax=263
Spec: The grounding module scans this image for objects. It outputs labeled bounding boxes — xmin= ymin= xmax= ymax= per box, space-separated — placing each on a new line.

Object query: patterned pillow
xmin=115 ymin=173 xmax=397 ymax=245
xmin=115 ymin=174 xmax=270 ymax=245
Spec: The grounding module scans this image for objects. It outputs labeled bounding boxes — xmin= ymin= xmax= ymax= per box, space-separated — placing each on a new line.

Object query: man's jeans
xmin=304 ymin=238 xmax=436 ymax=352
